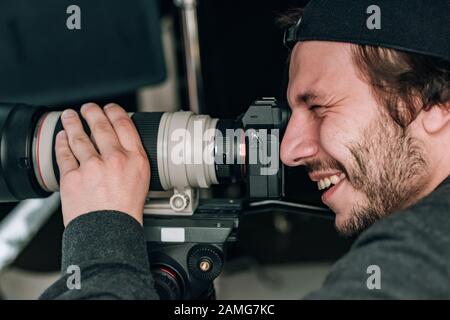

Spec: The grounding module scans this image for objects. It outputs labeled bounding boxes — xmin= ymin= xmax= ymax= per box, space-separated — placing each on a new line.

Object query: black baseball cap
xmin=284 ymin=0 xmax=450 ymax=62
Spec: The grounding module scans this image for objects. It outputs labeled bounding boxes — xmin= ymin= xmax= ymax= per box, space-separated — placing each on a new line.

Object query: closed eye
xmin=309 ymin=104 xmax=330 ymax=118
xmin=309 ymin=104 xmax=322 ymax=111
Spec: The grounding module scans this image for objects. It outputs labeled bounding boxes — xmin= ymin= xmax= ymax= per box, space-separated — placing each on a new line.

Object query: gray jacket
xmin=40 ymin=178 xmax=450 ymax=299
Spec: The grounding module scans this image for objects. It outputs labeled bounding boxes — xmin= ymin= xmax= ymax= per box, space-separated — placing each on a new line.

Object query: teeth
xmin=317 ymin=173 xmax=346 ymax=190
xmin=330 ymin=175 xmax=339 ymax=184
xmin=318 ymin=180 xmax=324 ymax=190
xmin=317 ymin=180 xmax=324 ymax=190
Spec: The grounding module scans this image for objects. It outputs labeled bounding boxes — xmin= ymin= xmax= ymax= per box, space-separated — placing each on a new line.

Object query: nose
xmin=280 ymin=111 xmax=320 ymax=166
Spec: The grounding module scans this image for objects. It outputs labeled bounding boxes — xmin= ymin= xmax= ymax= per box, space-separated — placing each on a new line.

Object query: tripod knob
xmin=152 ymin=266 xmax=183 ymax=300
xmin=170 ymin=192 xmax=190 ymax=211
xmin=188 ymin=245 xmax=224 ymax=281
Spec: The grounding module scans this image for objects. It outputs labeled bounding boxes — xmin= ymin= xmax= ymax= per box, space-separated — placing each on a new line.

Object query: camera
xmin=0 ymin=98 xmax=288 ymax=204
xmin=0 ymin=97 xmax=295 ymax=299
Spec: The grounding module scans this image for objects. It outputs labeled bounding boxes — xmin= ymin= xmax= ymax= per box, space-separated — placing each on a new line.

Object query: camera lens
xmin=28 ymin=105 xmax=246 ymax=197
xmin=0 ymin=103 xmax=50 ymax=201
xmin=33 ymin=109 xmax=234 ymax=193
xmin=0 ymin=100 xmax=287 ymax=202
xmin=214 ymin=119 xmax=246 ymax=183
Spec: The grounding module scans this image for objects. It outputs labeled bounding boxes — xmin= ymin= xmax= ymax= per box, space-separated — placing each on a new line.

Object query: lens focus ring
xmin=131 ymin=112 xmax=164 ymax=191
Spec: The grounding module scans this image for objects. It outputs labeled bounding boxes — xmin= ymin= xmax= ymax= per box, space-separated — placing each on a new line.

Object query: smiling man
xmin=282 ymin=40 xmax=436 ymax=236
xmin=41 ymin=0 xmax=449 ymax=300
xmin=280 ymin=0 xmax=450 ymax=298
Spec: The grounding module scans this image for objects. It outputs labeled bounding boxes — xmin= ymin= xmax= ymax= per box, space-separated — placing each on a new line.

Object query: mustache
xmin=304 ymin=158 xmax=347 ymax=175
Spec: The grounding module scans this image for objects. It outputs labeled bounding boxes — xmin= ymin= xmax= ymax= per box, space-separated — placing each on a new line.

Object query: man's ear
xmin=421 ymin=102 xmax=450 ymax=134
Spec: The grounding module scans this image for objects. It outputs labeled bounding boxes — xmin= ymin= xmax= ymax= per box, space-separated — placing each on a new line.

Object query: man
xmin=41 ymin=0 xmax=450 ymax=299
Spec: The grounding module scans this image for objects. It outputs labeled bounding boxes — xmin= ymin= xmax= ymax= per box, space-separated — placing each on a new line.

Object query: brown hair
xmin=278 ymin=9 xmax=450 ymax=128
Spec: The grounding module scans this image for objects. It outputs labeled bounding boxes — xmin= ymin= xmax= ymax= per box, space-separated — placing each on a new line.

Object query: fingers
xmin=61 ymin=108 xmax=99 ymax=162
xmin=80 ymin=103 xmax=122 ymax=156
xmin=103 ymin=103 xmax=146 ymax=153
xmin=55 ymin=130 xmax=79 ymax=176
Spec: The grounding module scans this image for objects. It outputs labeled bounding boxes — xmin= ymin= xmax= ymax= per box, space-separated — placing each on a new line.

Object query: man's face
xmin=280 ymin=41 xmax=428 ymax=236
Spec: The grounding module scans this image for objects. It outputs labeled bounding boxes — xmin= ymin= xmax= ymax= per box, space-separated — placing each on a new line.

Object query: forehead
xmin=288 ymin=41 xmax=358 ymax=95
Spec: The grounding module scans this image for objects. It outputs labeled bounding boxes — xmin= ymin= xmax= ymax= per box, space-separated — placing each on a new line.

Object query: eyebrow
xmin=294 ymin=90 xmax=326 ymax=106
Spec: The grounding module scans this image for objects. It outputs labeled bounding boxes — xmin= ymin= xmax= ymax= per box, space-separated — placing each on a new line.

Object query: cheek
xmin=318 ymin=118 xmax=353 ymax=163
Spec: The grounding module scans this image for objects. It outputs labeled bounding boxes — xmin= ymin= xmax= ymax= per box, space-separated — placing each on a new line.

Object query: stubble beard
xmin=339 ymin=111 xmax=428 ymax=237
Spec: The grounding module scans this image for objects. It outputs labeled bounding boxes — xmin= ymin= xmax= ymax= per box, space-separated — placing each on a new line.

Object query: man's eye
xmin=309 ymin=105 xmax=322 ymax=111
xmin=309 ymin=105 xmax=328 ymax=118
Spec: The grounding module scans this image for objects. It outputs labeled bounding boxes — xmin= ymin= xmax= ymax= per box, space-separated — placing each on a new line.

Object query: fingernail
xmin=104 ymin=103 xmax=116 ymax=110
xmin=80 ymin=104 xmax=89 ymax=115
xmin=81 ymin=102 xmax=96 ymax=112
xmin=62 ymin=109 xmax=77 ymax=119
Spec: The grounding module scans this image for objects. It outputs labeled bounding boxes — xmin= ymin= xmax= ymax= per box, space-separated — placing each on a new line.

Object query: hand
xmin=55 ymin=103 xmax=150 ymax=227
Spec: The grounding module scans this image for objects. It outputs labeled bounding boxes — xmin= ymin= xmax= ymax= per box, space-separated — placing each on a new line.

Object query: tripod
xmin=143 ymin=198 xmax=241 ymax=299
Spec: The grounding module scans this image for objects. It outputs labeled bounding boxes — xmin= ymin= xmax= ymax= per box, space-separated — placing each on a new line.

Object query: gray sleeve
xmin=39 ymin=210 xmax=159 ymax=300
xmin=304 ymin=217 xmax=450 ymax=300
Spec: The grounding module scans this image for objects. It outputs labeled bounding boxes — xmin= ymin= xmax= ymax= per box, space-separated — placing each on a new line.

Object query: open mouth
xmin=317 ymin=172 xmax=346 ymax=191
xmin=316 ymin=172 xmax=346 ymax=204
